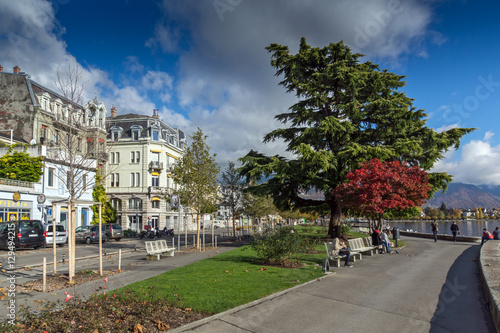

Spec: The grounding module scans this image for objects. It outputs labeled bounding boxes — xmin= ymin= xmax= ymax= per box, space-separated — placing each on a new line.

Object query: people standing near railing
xmin=431 ymin=220 xmax=438 ymax=242
xmin=450 ymin=221 xmax=460 ymax=242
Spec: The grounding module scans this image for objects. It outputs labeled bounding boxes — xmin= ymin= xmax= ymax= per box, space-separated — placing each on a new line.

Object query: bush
xmin=251 ymin=227 xmax=309 ymax=264
xmin=340 ymin=223 xmax=351 ymax=235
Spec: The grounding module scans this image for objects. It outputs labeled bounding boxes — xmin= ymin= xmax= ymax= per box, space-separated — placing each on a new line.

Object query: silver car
xmin=44 ymin=224 xmax=68 ymax=247
xmin=75 ymin=225 xmax=107 ymax=244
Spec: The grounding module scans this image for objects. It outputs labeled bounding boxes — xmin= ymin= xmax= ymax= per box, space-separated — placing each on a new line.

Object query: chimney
xmin=110 ymin=106 xmax=117 ymax=117
xmin=153 ymin=108 xmax=160 ymax=119
xmin=13 ymin=66 xmax=20 ymax=74
xmin=0 ymin=65 xmax=3 ymax=72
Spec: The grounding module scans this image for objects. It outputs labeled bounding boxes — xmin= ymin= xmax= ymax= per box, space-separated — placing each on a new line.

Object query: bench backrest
xmin=158 ymin=239 xmax=167 ymax=251
xmin=348 ymin=238 xmax=363 ymax=250
xmin=146 ymin=241 xmax=155 ymax=253
xmin=324 ymin=242 xmax=333 ymax=257
xmin=364 ymin=237 xmax=373 ymax=247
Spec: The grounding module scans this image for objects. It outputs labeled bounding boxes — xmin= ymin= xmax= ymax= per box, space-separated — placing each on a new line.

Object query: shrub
xmin=340 ymin=223 xmax=351 ymax=235
xmin=251 ymin=227 xmax=308 ymax=264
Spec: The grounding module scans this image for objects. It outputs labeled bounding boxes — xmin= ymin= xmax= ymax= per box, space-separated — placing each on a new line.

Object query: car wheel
xmin=85 ymin=237 xmax=92 ymax=245
xmin=115 ymin=238 xmax=121 ymax=241
xmin=58 ymin=244 xmax=64 ymax=247
xmin=33 ymin=245 xmax=41 ymax=250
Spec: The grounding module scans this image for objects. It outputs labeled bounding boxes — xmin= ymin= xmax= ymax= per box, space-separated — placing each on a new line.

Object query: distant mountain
xmin=425 ymin=182 xmax=500 ymax=209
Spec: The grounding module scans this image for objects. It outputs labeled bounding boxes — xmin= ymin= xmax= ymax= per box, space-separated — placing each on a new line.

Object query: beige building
xmin=106 ymin=108 xmax=186 ymax=232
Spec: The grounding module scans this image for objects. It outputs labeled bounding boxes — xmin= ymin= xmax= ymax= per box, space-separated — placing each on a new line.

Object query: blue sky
xmin=1 ymin=0 xmax=500 ymax=185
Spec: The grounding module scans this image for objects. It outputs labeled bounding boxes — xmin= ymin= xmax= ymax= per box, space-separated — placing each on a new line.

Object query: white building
xmin=106 ymin=108 xmax=190 ymax=232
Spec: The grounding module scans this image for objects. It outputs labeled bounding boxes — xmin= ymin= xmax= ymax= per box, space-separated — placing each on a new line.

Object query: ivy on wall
xmin=0 ymin=146 xmax=44 ymax=182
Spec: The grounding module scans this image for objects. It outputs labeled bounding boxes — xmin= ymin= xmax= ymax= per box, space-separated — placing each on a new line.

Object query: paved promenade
xmin=174 ymin=237 xmax=496 ymax=333
xmin=1 ymin=237 xmax=497 ymax=332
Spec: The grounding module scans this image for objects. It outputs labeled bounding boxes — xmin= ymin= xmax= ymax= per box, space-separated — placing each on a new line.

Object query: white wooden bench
xmin=364 ymin=237 xmax=382 ymax=254
xmin=323 ymin=242 xmax=361 ymax=270
xmin=349 ymin=238 xmax=376 ymax=256
xmin=146 ymin=240 xmax=175 ymax=260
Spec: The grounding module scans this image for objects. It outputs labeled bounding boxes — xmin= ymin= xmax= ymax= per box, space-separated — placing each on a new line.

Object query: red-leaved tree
xmin=333 ymin=159 xmax=430 ymax=231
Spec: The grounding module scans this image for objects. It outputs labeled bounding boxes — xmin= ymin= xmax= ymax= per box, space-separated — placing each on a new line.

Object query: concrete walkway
xmin=173 ymin=237 xmax=496 ymax=332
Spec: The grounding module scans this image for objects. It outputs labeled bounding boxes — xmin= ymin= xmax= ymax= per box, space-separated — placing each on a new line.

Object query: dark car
xmin=103 ymin=224 xmax=123 ymax=241
xmin=0 ymin=220 xmax=45 ymax=250
xmin=75 ymin=225 xmax=107 ymax=244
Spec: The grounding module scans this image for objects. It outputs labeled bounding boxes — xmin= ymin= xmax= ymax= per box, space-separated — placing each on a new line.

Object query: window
xmin=110 ymin=173 xmax=119 ymax=187
xmin=111 ymin=198 xmax=122 ymax=211
xmin=130 ymin=173 xmax=140 ymax=187
xmin=54 ymin=130 xmax=59 ymax=144
xmin=152 ymin=175 xmax=159 ymax=187
xmin=132 ymin=130 xmax=139 ymax=141
xmin=129 ymin=198 xmax=142 ymax=210
xmin=152 ymin=199 xmax=160 ymax=209
xmin=77 ymin=138 xmax=81 ymax=152
xmin=152 ymin=130 xmax=159 ymax=141
xmin=48 ymin=168 xmax=54 ymax=187
xmin=151 ymin=152 xmax=159 ymax=167
xmin=130 ymin=151 xmax=140 ymax=163
xmin=41 ymin=126 xmax=47 ymax=139
xmin=112 ymin=132 xmax=119 ymax=141
xmin=111 ymin=152 xmax=120 ymax=164
xmin=66 ymin=171 xmax=72 ymax=190
xmin=87 ymin=137 xmax=94 ymax=153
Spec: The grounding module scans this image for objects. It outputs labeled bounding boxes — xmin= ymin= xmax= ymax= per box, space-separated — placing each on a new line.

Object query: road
xmin=0 ymin=228 xmax=232 ymax=283
xmin=174 ymin=237 xmax=496 ymax=333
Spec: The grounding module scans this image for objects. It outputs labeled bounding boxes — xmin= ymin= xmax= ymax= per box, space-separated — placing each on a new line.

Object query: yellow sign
xmin=13 ymin=192 xmax=20 ymax=202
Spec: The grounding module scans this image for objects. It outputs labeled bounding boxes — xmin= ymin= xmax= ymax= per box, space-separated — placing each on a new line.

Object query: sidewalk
xmin=0 ymin=241 xmax=247 ymax=320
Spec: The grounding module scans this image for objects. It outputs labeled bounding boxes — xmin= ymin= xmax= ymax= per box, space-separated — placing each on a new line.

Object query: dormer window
xmin=130 ymin=125 xmax=143 ymax=141
xmin=110 ymin=126 xmax=123 ymax=142
xmin=152 ymin=130 xmax=159 ymax=141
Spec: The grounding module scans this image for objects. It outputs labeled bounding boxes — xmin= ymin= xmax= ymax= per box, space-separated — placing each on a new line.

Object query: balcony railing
xmin=0 ymin=178 xmax=34 ymax=188
xmin=149 ymin=161 xmax=164 ymax=171
xmin=148 ymin=186 xmax=170 ymax=195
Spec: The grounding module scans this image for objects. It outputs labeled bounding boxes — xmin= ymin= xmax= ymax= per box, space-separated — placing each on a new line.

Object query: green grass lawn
xmin=114 ymin=245 xmax=326 ymax=314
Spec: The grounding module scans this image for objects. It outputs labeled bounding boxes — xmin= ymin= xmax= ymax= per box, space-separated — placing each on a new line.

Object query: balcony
xmin=149 ymin=161 xmax=164 ymax=172
xmin=148 ymin=186 xmax=170 ymax=195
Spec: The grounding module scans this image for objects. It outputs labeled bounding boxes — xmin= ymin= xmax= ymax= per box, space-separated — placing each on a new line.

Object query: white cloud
xmin=432 ymin=136 xmax=500 ymax=185
xmin=151 ymin=0 xmax=438 ymax=166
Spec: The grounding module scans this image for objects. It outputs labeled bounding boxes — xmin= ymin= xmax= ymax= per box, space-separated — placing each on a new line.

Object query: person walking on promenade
xmin=381 ymin=230 xmax=391 ymax=253
xmin=482 ymin=228 xmax=494 ymax=245
xmin=450 ymin=221 xmax=460 ymax=242
xmin=431 ymin=220 xmax=439 ymax=242
xmin=493 ymin=227 xmax=500 ymax=240
xmin=332 ymin=235 xmax=353 ymax=267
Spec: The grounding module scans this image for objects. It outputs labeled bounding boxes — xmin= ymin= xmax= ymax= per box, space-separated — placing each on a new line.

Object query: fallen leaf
xmin=133 ymin=323 xmax=144 ymax=333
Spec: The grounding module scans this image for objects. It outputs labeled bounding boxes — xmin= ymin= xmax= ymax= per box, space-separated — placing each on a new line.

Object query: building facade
xmin=0 ymin=65 xmax=106 ymax=227
xmin=106 ymin=108 xmax=188 ymax=232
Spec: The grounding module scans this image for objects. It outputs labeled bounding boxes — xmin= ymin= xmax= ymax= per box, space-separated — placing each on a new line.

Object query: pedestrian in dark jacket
xmin=450 ymin=221 xmax=459 ymax=242
xmin=431 ymin=220 xmax=439 ymax=242
xmin=371 ymin=229 xmax=382 ymax=253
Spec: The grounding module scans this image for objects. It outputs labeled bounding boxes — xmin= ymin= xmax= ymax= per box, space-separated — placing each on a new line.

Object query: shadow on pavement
xmin=429 ymin=244 xmax=496 ymax=332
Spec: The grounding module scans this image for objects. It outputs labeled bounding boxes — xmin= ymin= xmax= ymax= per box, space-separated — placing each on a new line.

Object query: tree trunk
xmin=327 ymin=198 xmax=341 ymax=238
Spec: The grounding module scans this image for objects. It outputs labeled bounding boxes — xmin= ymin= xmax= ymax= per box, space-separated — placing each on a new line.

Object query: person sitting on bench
xmin=332 ymin=234 xmax=353 ymax=267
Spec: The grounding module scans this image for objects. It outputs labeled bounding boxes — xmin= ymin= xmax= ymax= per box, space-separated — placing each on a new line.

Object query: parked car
xmin=43 ymin=223 xmax=67 ymax=247
xmin=0 ymin=220 xmax=45 ymax=250
xmin=103 ymin=223 xmax=123 ymax=241
xmin=75 ymin=225 xmax=107 ymax=244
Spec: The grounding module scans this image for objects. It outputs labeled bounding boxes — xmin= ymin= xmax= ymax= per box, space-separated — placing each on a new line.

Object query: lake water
xmin=383 ymin=220 xmax=500 ymax=237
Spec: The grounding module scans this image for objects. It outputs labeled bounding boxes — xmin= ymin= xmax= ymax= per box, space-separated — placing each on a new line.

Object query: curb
xmin=479 ymin=241 xmax=500 ymax=333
